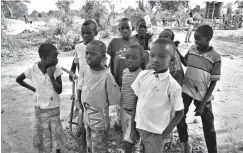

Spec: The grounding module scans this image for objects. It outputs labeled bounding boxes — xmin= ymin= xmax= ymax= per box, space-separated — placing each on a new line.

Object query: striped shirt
xmin=182 ymin=45 xmax=221 ymax=102
xmin=121 ymin=68 xmax=142 ymax=111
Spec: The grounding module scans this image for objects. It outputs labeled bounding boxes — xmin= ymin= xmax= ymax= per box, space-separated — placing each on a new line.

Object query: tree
xmin=235 ymin=0 xmax=243 ymax=8
xmin=31 ymin=10 xmax=38 ymax=18
xmin=80 ymin=0 xmax=108 ymax=30
xmin=55 ymin=0 xmax=74 ymax=13
xmin=1 ymin=0 xmax=29 ymax=18
xmin=224 ymin=2 xmax=233 ymax=16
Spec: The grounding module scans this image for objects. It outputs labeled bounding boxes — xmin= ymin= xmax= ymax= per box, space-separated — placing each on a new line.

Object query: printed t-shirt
xmin=78 ymin=65 xmax=121 ymax=131
xmin=107 ymin=38 xmax=137 ymax=86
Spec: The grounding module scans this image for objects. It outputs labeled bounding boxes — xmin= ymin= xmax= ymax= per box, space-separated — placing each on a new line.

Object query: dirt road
xmin=1 ymin=30 xmax=243 ymax=153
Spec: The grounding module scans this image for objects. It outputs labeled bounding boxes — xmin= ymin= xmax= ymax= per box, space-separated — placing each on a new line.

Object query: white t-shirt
xmin=24 ymin=62 xmax=63 ymax=109
xmin=131 ymin=70 xmax=184 ymax=134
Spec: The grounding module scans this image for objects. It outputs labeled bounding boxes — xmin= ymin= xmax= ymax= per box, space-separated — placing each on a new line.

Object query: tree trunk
xmin=96 ymin=18 xmax=103 ymax=30
xmin=6 ymin=4 xmax=12 ymax=18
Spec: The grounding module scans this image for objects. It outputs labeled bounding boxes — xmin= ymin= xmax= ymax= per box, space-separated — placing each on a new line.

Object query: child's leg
xmin=177 ymin=93 xmax=193 ymax=153
xmin=90 ymin=128 xmax=109 ymax=153
xmin=195 ymin=101 xmax=217 ymax=153
xmin=138 ymin=129 xmax=164 ymax=153
xmin=124 ymin=141 xmax=133 ymax=153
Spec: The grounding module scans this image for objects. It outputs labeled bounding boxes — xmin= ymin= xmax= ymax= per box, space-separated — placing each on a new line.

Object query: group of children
xmin=16 ymin=16 xmax=221 ymax=153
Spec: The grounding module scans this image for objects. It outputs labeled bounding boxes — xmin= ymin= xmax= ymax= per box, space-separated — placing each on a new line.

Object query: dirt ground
xmin=1 ymin=28 xmax=243 ymax=153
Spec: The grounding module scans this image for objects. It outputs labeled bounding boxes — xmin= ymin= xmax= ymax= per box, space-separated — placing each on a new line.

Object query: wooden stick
xmin=61 ymin=66 xmax=78 ymax=79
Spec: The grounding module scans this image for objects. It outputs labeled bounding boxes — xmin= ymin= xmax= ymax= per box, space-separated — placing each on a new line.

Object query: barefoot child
xmin=130 ymin=38 xmax=184 ymax=153
xmin=121 ymin=44 xmax=144 ymax=153
xmin=177 ymin=25 xmax=221 ymax=153
xmin=78 ymin=40 xmax=120 ymax=153
xmin=16 ymin=43 xmax=66 ymax=153
xmin=107 ymin=17 xmax=137 ymax=87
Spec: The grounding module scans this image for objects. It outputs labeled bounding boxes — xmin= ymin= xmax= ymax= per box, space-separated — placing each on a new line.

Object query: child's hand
xmin=195 ymin=103 xmax=206 ymax=116
xmin=47 ymin=66 xmax=56 ymax=77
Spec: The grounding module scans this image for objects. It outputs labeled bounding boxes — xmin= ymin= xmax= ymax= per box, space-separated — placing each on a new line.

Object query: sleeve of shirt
xmin=73 ymin=45 xmax=79 ymax=64
xmin=169 ymin=80 xmax=184 ymax=111
xmin=78 ymin=65 xmax=86 ymax=90
xmin=107 ymin=38 xmax=115 ymax=57
xmin=131 ymin=71 xmax=144 ymax=96
xmin=24 ymin=66 xmax=32 ymax=80
xmin=54 ymin=65 xmax=63 ymax=79
xmin=106 ymin=73 xmax=121 ymax=106
xmin=210 ymin=55 xmax=221 ymax=81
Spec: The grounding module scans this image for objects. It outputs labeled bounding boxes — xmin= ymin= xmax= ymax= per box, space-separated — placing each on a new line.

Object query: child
xmin=177 ymin=25 xmax=221 ymax=153
xmin=130 ymin=38 xmax=184 ymax=153
xmin=78 ymin=40 xmax=121 ymax=153
xmin=107 ymin=17 xmax=138 ymax=87
xmin=16 ymin=43 xmax=66 ymax=153
xmin=69 ymin=20 xmax=106 ymax=119
xmin=121 ymin=44 xmax=144 ymax=153
xmin=131 ymin=19 xmax=153 ymax=69
xmin=131 ymin=19 xmax=154 ymax=51
xmin=159 ymin=29 xmax=184 ymax=86
xmin=185 ymin=12 xmax=194 ymax=43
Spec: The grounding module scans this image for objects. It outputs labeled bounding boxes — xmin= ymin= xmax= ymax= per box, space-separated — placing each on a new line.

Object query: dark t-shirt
xmin=107 ymin=38 xmax=137 ymax=86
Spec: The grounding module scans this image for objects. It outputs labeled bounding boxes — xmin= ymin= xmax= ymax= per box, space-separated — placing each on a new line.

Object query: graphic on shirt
xmin=116 ymin=45 xmax=129 ymax=59
xmin=84 ymin=102 xmax=104 ymax=128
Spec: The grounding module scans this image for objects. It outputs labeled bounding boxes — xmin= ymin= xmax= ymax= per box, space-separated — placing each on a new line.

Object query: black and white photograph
xmin=1 ymin=0 xmax=243 ymax=152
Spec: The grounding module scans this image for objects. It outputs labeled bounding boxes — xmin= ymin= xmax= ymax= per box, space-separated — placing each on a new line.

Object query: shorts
xmin=85 ymin=124 xmax=109 ymax=153
xmin=33 ymin=106 xmax=66 ymax=153
xmin=138 ymin=129 xmax=165 ymax=153
xmin=121 ymin=107 xmax=134 ymax=143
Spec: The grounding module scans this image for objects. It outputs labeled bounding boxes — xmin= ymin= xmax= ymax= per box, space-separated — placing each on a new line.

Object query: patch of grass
xmin=214 ymin=34 xmax=243 ymax=44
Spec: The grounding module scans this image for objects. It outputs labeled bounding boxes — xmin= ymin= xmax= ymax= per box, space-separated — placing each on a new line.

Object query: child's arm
xmin=47 ymin=66 xmax=62 ymax=94
xmin=176 ymin=49 xmax=187 ymax=66
xmin=106 ymin=73 xmax=121 ymax=106
xmin=77 ymin=89 xmax=83 ymax=111
xmin=16 ymin=73 xmax=35 ymax=92
xmin=130 ymin=96 xmax=138 ymax=142
xmin=107 ymin=39 xmax=115 ymax=72
xmin=196 ymin=57 xmax=221 ymax=116
xmin=174 ymin=70 xmax=184 ymax=86
xmin=162 ymin=110 xmax=184 ymax=138
xmin=195 ymin=81 xmax=217 ymax=116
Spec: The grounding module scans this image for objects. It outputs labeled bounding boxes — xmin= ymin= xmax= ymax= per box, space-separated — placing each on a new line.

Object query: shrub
xmin=99 ymin=29 xmax=110 ymax=38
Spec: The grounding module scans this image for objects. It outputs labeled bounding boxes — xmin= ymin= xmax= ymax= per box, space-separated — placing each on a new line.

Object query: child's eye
xmin=150 ymin=54 xmax=155 ymax=58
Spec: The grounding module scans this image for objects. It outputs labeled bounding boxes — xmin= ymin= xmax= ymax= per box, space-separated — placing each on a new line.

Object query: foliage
xmin=80 ymin=0 xmax=109 ymax=30
xmin=55 ymin=0 xmax=74 ymax=13
xmin=1 ymin=1 xmax=29 ymax=19
xmin=40 ymin=16 xmax=80 ymax=51
xmin=235 ymin=0 xmax=243 ymax=8
xmin=31 ymin=10 xmax=39 ymax=18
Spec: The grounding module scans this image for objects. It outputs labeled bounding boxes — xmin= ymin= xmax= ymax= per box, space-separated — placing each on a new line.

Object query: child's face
xmin=194 ymin=31 xmax=210 ymax=50
xmin=81 ymin=24 xmax=97 ymax=44
xmin=159 ymin=30 xmax=173 ymax=41
xmin=43 ymin=49 xmax=59 ymax=67
xmin=85 ymin=43 xmax=103 ymax=68
xmin=150 ymin=43 xmax=173 ymax=72
xmin=125 ymin=48 xmax=142 ymax=72
xmin=136 ymin=21 xmax=147 ymax=37
xmin=119 ymin=20 xmax=133 ymax=40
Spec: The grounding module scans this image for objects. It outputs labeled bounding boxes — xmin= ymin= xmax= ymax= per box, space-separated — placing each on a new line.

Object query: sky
xmin=26 ymin=0 xmax=236 ymax=14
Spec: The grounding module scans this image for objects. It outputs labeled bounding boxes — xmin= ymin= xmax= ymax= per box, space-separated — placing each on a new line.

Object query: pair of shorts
xmin=120 ymin=107 xmax=134 ymax=143
xmin=33 ymin=106 xmax=66 ymax=153
xmin=138 ymin=129 xmax=165 ymax=153
xmin=85 ymin=124 xmax=109 ymax=153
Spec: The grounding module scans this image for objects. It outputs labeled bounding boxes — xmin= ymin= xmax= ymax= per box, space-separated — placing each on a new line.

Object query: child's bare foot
xmin=72 ymin=108 xmax=80 ymax=119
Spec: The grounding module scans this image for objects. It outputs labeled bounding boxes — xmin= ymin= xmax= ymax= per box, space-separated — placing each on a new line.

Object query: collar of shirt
xmin=152 ymin=69 xmax=170 ymax=81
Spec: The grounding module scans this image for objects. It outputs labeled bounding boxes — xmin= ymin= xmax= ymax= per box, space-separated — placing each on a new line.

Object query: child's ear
xmin=132 ymin=27 xmax=135 ymax=31
xmin=170 ymin=56 xmax=175 ymax=65
xmin=118 ymin=27 xmax=121 ymax=32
